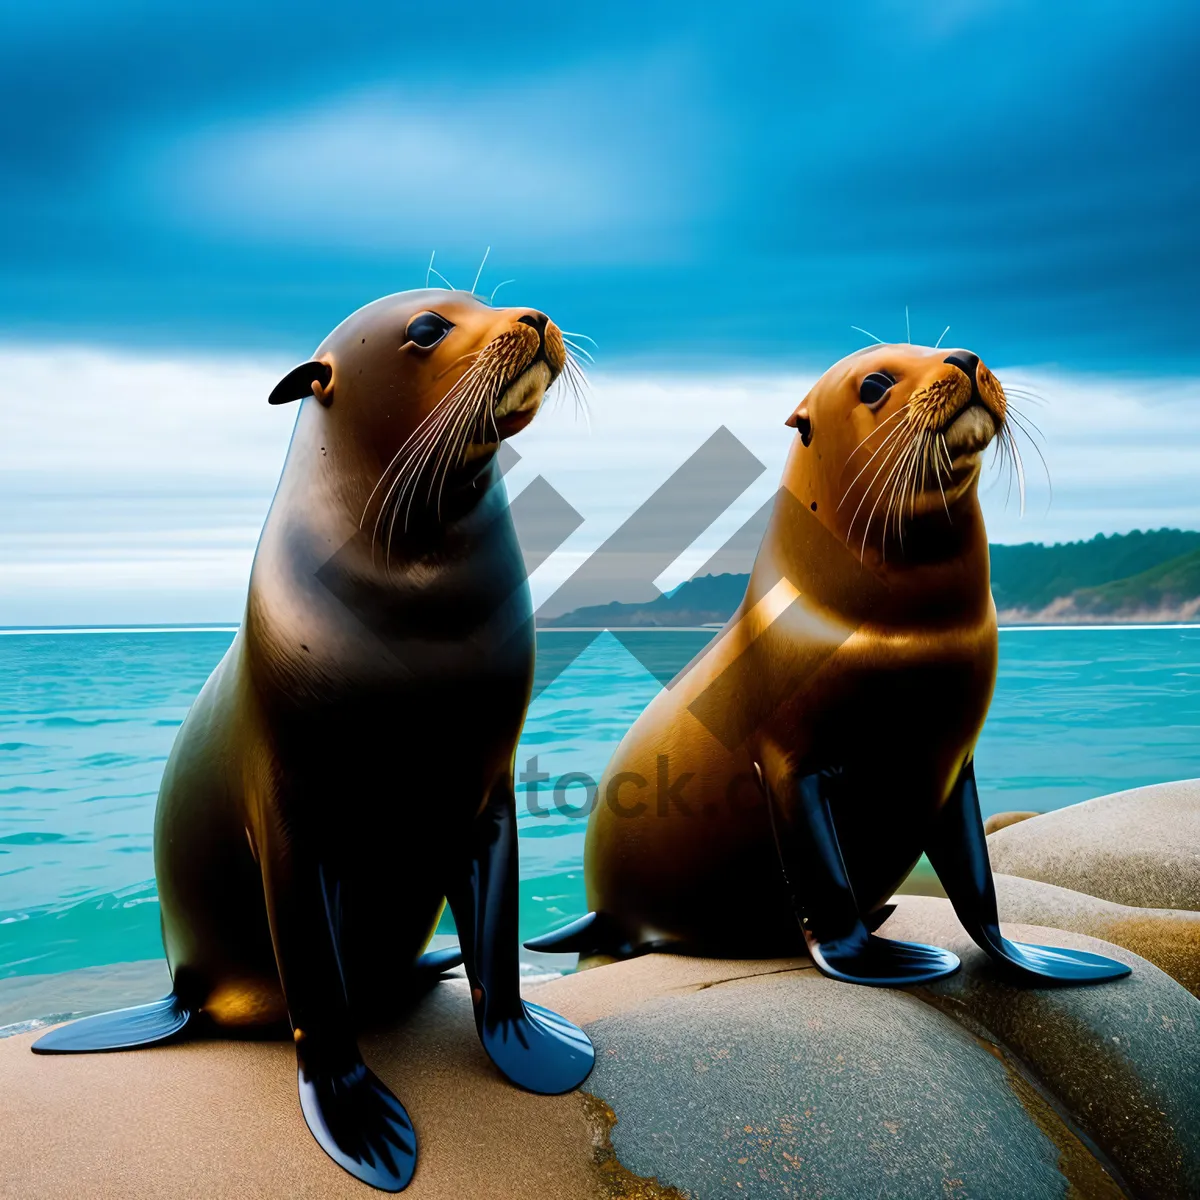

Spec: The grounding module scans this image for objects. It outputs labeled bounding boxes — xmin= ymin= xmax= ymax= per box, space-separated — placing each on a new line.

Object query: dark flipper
xmin=523 ymin=910 xmax=630 ymax=956
xmin=762 ymin=765 xmax=960 ymax=987
xmin=297 ymin=1049 xmax=416 ymax=1193
xmin=414 ymin=945 xmax=465 ymax=978
xmin=927 ymin=761 xmax=1131 ymax=986
xmin=448 ymin=781 xmax=595 ymax=1095
xmin=31 ymin=993 xmax=192 ymax=1054
xmin=263 ymin=844 xmax=416 ymax=1191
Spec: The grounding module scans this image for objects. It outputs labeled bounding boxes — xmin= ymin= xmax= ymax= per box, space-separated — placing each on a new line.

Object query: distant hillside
xmin=988 ymin=529 xmax=1200 ymax=613
xmin=1034 ymin=547 xmax=1200 ymax=622
xmin=540 ymin=529 xmax=1200 ymax=628
xmin=542 ymin=573 xmax=745 ymax=628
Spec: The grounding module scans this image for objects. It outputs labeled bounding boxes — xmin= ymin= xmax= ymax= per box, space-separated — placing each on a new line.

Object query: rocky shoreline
xmin=1 ymin=780 xmax=1196 ymax=1198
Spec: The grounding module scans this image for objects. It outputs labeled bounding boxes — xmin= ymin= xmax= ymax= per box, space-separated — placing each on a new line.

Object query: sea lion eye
xmin=860 ymin=370 xmax=895 ymax=407
xmin=405 ymin=312 xmax=453 ymax=349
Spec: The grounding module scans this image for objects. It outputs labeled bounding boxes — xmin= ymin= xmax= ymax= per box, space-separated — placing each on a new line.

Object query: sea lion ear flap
xmin=785 ymin=404 xmax=812 ymax=446
xmin=269 ymin=361 xmax=333 ymax=406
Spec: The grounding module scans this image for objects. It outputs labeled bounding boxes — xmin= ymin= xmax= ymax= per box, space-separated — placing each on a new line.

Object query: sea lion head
xmin=783 ymin=343 xmax=1009 ymax=555
xmin=267 ymin=289 xmax=574 ymax=536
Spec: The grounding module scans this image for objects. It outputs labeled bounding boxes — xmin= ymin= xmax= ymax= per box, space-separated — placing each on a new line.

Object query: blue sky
xmin=3 ymin=0 xmax=1198 ymax=368
xmin=3 ymin=2 xmax=1200 ymax=625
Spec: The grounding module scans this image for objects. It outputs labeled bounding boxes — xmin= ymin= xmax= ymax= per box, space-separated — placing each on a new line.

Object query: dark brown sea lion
xmin=33 ymin=289 xmax=595 ymax=1191
xmin=531 ymin=343 xmax=1129 ymax=990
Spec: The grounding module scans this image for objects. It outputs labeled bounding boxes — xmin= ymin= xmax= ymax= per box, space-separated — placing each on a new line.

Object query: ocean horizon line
xmin=2 ymin=622 xmax=1200 ymax=638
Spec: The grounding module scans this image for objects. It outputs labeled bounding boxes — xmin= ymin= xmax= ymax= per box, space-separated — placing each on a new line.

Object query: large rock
xmin=991 ymin=872 xmax=1200 ymax=998
xmin=2 ymin=898 xmax=1198 ymax=1199
xmin=986 ymin=778 xmax=1200 ymax=910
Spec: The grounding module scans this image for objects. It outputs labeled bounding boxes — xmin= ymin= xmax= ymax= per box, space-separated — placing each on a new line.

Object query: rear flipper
xmin=31 ymin=993 xmax=193 ymax=1054
xmin=762 ymin=765 xmax=960 ymax=987
xmin=926 ymin=761 xmax=1131 ymax=985
xmin=449 ymin=781 xmax=594 ymax=1096
xmin=413 ymin=945 xmax=464 ymax=979
xmin=523 ymin=910 xmax=633 ymax=957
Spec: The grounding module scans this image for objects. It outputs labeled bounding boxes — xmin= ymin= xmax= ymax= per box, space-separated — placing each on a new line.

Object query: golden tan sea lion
xmin=33 ymin=290 xmax=595 ymax=1192
xmin=531 ymin=344 xmax=1129 ymax=990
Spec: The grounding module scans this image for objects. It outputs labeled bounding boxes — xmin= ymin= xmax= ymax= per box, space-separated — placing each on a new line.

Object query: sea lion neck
xmin=284 ymin=395 xmax=501 ymax=562
xmin=749 ymin=482 xmax=993 ymax=630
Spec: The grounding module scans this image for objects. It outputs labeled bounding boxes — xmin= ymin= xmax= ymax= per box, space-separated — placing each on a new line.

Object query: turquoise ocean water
xmin=2 ymin=626 xmax=1199 ymax=981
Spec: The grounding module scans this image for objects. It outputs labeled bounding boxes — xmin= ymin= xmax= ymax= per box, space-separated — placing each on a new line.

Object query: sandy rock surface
xmin=4 ymin=899 xmax=1199 ymax=1199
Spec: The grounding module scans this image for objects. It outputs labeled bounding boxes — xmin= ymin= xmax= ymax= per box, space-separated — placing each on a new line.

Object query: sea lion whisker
xmin=381 ymin=401 xmax=472 ymax=559
xmin=998 ymin=386 xmax=1047 ymax=408
xmin=987 ymin=426 xmax=1012 ymax=505
xmin=841 ymin=423 xmax=914 ymax=529
xmin=559 ymin=351 xmax=593 ymax=430
xmin=561 ymin=339 xmax=596 ymax=364
xmin=1003 ymin=403 xmax=1047 ymax=444
xmin=424 ymin=386 xmax=483 ymax=501
xmin=933 ymin=325 xmax=950 ymax=350
xmin=380 ymin=364 xmax=493 ymax=548
xmin=563 ymin=347 xmax=591 ymax=397
xmin=470 ymin=246 xmax=490 ymax=295
xmin=879 ymin=441 xmax=912 ymax=555
xmin=487 ymin=279 xmax=516 ymax=305
xmin=861 ymin=434 xmax=918 ymax=560
xmin=1002 ymin=410 xmax=1051 ymax=501
xmin=1004 ymin=425 xmax=1028 ymax=516
xmin=850 ymin=325 xmax=886 ymax=345
xmin=846 ymin=422 xmax=914 ymax=552
xmin=935 ymin=435 xmax=953 ymax=519
xmin=843 ymin=404 xmax=913 ymax=467
xmin=396 ymin=383 xmax=486 ymax=546
xmin=887 ymin=434 xmax=927 ymax=552
xmin=896 ymin=432 xmax=927 ymax=528
xmin=432 ymin=365 xmax=498 ymax=485
xmin=381 ymin=370 xmax=480 ymax=498
xmin=838 ymin=415 xmax=915 ymax=510
xmin=431 ymin=390 xmax=490 ymax=518
xmin=560 ymin=331 xmax=598 ymax=346
xmin=363 ymin=393 xmax=464 ymax=543
xmin=433 ymin=349 xmax=482 ymax=382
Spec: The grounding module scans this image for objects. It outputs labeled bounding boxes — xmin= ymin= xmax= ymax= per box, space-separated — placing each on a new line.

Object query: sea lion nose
xmin=944 ymin=351 xmax=980 ymax=384
xmin=517 ymin=312 xmax=549 ymax=343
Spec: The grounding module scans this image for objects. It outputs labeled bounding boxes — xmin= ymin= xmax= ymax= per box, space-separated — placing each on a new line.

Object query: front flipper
xmin=762 ymin=766 xmax=960 ymax=987
xmin=297 ymin=1041 xmax=416 ymax=1193
xmin=32 ymin=993 xmax=192 ymax=1054
xmin=926 ymin=761 xmax=1131 ymax=986
xmin=448 ymin=781 xmax=595 ymax=1095
xmin=263 ymin=842 xmax=417 ymax=1191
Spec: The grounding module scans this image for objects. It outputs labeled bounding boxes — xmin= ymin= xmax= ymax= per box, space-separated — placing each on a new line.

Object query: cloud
xmin=1 ymin=3 xmax=1196 ymax=370
xmin=4 ymin=343 xmax=1198 ymax=626
xmin=140 ymin=55 xmax=710 ymax=263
